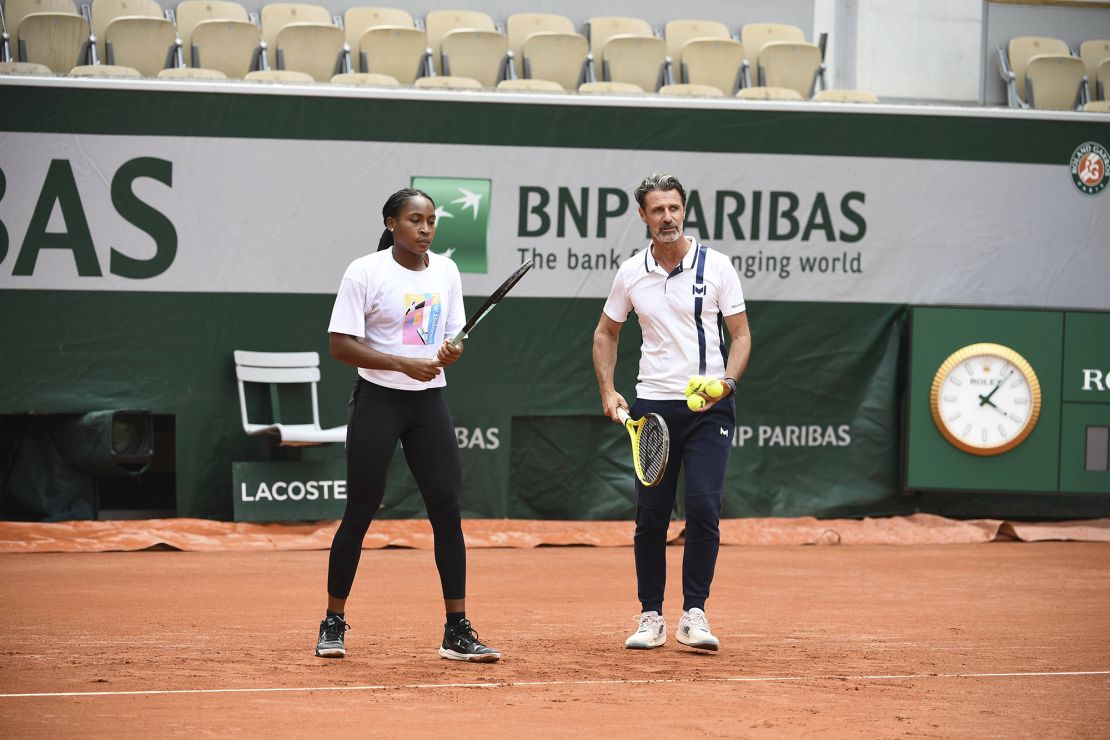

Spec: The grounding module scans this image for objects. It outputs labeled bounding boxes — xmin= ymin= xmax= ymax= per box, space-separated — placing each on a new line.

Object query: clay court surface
xmin=3 ymin=534 xmax=1110 ymax=738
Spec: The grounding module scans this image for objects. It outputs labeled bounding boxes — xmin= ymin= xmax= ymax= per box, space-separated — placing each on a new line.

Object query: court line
xmin=2 ymin=670 xmax=1108 ymax=699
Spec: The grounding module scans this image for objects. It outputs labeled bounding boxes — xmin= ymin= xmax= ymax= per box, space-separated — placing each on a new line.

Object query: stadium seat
xmin=664 ymin=18 xmax=730 ymax=68
xmin=245 ymin=68 xmax=312 ymax=81
xmin=578 ymin=80 xmax=642 ymax=94
xmin=658 ymin=82 xmax=722 ymax=97
xmin=602 ymin=34 xmax=666 ymax=92
xmin=1083 ymin=99 xmax=1110 ymax=112
xmin=174 ymin=0 xmax=249 ymax=66
xmin=0 ymin=60 xmax=53 ymax=73
xmin=103 ymin=16 xmax=177 ymax=75
xmin=355 ymin=26 xmax=427 ymax=83
xmin=5 ymin=0 xmax=84 ymax=61
xmin=260 ymin=2 xmax=331 ymax=53
xmin=234 ymin=351 xmax=347 ymax=446
xmin=1025 ymin=53 xmax=1085 ymax=110
xmin=496 ymin=77 xmax=562 ymax=91
xmin=519 ymin=32 xmax=587 ymax=90
xmin=90 ymin=0 xmax=166 ymax=63
xmin=343 ymin=5 xmax=413 ymax=48
xmin=424 ymin=9 xmax=495 ymax=75
xmin=680 ymin=37 xmax=744 ymax=95
xmin=1099 ymin=60 xmax=1110 ymax=102
xmin=998 ymin=35 xmax=1070 ymax=107
xmin=16 ymin=12 xmax=90 ymax=71
xmin=412 ymin=74 xmax=482 ymax=89
xmin=506 ymin=12 xmax=575 ymax=61
xmin=330 ymin=70 xmax=398 ymax=85
xmin=587 ymin=15 xmax=653 ymax=57
xmin=273 ymin=22 xmax=344 ymax=81
xmin=736 ymin=85 xmax=802 ymax=100
xmin=70 ymin=62 xmax=140 ymax=75
xmin=758 ymin=41 xmax=822 ymax=97
xmin=1079 ymin=39 xmax=1110 ymax=99
xmin=740 ymin=22 xmax=805 ymax=75
xmin=157 ymin=65 xmax=225 ymax=78
xmin=439 ymin=28 xmax=508 ymax=87
xmin=814 ymin=88 xmax=878 ymax=103
xmin=189 ymin=20 xmax=261 ymax=78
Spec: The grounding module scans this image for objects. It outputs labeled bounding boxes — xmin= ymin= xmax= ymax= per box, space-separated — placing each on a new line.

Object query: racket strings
xmin=637 ymin=422 xmax=668 ymax=483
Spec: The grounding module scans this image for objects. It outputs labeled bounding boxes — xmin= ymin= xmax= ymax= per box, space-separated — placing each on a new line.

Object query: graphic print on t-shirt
xmin=402 ymin=293 xmax=441 ymax=345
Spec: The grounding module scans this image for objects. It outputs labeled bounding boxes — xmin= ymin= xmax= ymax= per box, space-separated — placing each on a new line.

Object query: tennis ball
xmin=685 ymin=376 xmax=707 ymax=397
xmin=687 ymin=394 xmax=706 ymax=411
xmin=704 ymin=379 xmax=724 ymax=399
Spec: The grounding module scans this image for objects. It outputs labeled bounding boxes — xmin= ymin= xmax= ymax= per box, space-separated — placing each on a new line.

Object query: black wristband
xmin=723 ymin=377 xmax=737 ymax=395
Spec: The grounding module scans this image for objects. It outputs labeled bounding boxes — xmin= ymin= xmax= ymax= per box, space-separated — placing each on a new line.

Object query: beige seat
xmin=104 ymin=16 xmax=177 ymax=75
xmin=520 ymin=31 xmax=587 ymax=90
xmin=439 ymin=28 xmax=508 ymax=87
xmin=1025 ymin=53 xmax=1085 ymax=110
xmin=1099 ymin=60 xmax=1110 ymax=102
xmin=355 ymin=26 xmax=426 ymax=82
xmin=496 ymin=77 xmax=562 ymax=92
xmin=413 ymin=74 xmax=482 ymax=90
xmin=602 ymin=34 xmax=666 ymax=92
xmin=658 ymin=82 xmax=722 ymax=97
xmin=758 ymin=41 xmax=821 ymax=97
xmin=260 ymin=2 xmax=331 ymax=52
xmin=736 ymin=85 xmax=802 ymax=100
xmin=587 ymin=16 xmax=653 ymax=57
xmin=90 ymin=0 xmax=165 ymax=63
xmin=680 ymin=37 xmax=744 ymax=95
xmin=1079 ymin=40 xmax=1110 ymax=99
xmin=664 ymin=18 xmax=730 ymax=68
xmin=330 ymin=71 xmax=398 ymax=85
xmin=245 ymin=68 xmax=313 ymax=82
xmin=424 ymin=9 xmax=495 ymax=75
xmin=174 ymin=0 xmax=249 ymax=66
xmin=578 ymin=80 xmax=642 ymax=94
xmin=16 ymin=12 xmax=89 ymax=71
xmin=1003 ymin=36 xmax=1070 ymax=105
xmin=343 ymin=6 xmax=413 ymax=48
xmin=0 ymin=61 xmax=53 ymax=73
xmin=1083 ymin=99 xmax=1110 ymax=112
xmin=814 ymin=88 xmax=878 ymax=103
xmin=190 ymin=20 xmax=261 ymax=78
xmin=274 ymin=23 xmax=344 ymax=81
xmin=70 ymin=62 xmax=140 ymax=76
xmin=740 ymin=22 xmax=805 ymax=75
xmin=157 ymin=65 xmax=225 ymax=78
xmin=5 ymin=0 xmax=84 ymax=60
xmin=506 ymin=12 xmax=575 ymax=61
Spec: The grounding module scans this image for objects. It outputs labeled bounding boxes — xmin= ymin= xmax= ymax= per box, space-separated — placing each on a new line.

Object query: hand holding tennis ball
xmin=687 ymin=394 xmax=706 ymax=411
xmin=684 ymin=375 xmax=707 ymax=397
xmin=703 ymin=379 xmax=724 ymax=399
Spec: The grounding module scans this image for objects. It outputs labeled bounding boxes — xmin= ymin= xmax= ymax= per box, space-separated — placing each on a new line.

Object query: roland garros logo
xmin=1070 ymin=141 xmax=1108 ymax=196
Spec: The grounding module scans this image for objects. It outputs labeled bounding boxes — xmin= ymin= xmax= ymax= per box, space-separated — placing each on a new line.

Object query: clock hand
xmin=979 ymin=371 xmax=1012 ymax=407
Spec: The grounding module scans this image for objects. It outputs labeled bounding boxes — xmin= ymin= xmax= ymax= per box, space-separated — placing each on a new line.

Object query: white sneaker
xmin=624 ymin=611 xmax=666 ymax=649
xmin=676 ymin=608 xmax=719 ymax=651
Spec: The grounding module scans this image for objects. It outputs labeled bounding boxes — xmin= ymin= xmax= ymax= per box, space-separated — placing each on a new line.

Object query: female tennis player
xmin=314 ymin=188 xmax=500 ymax=663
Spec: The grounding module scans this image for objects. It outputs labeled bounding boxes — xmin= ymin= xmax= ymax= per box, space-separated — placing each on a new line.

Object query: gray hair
xmin=633 ymin=173 xmax=687 ymax=208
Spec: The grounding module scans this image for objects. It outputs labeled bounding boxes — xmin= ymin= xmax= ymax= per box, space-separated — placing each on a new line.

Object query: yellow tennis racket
xmin=616 ymin=408 xmax=670 ymax=488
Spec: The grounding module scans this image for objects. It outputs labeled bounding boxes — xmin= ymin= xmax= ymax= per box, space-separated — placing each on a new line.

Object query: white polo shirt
xmin=603 ymin=238 xmax=746 ymax=401
xmin=328 ymin=250 xmax=465 ymax=391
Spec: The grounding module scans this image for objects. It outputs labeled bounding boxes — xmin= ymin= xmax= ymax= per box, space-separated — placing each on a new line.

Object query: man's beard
xmin=655 ymin=227 xmax=682 ymax=243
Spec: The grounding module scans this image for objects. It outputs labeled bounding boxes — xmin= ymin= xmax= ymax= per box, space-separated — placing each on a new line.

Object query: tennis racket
xmin=449 ymin=259 xmax=534 ymax=347
xmin=616 ymin=408 xmax=670 ymax=488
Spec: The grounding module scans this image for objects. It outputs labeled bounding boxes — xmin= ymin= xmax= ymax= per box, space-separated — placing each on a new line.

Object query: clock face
xmin=929 ymin=343 xmax=1042 ymax=456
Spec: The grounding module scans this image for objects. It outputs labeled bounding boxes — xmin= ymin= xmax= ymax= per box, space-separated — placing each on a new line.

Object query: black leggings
xmin=327 ymin=377 xmax=465 ymax=601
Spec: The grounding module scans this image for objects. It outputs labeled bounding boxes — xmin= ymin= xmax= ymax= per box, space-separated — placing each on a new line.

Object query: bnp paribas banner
xmin=1 ymin=131 xmax=1107 ymax=309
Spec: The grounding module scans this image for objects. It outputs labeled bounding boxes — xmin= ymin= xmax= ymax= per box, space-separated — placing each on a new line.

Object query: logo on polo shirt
xmin=693 ymin=285 xmax=707 ymax=296
xmin=411 ymin=176 xmax=492 ymax=272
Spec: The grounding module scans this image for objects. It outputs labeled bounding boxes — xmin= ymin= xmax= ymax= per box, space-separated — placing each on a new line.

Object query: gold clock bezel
xmin=929 ymin=342 xmax=1042 ymax=456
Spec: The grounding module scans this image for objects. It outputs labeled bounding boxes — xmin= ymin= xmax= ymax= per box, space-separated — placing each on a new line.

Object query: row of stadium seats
xmin=997 ymin=36 xmax=1110 ymax=110
xmin=0 ymin=2 xmax=837 ymax=98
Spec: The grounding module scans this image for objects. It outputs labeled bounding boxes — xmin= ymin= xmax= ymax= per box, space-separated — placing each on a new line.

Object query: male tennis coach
xmin=592 ymin=172 xmax=752 ymax=652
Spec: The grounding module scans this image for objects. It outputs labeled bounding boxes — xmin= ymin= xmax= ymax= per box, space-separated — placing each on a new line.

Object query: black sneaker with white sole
xmin=438 ymin=618 xmax=500 ymax=663
xmin=315 ymin=615 xmax=349 ymax=658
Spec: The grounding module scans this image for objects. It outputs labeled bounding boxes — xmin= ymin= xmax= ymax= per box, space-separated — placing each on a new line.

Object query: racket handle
xmin=449 ymin=332 xmax=467 ymax=349
xmin=616 ymin=407 xmax=630 ymax=424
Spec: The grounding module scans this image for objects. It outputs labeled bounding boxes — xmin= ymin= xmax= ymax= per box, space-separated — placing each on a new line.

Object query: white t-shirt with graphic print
xmin=328 ymin=250 xmax=466 ymax=391
xmin=603 ymin=238 xmax=746 ymax=401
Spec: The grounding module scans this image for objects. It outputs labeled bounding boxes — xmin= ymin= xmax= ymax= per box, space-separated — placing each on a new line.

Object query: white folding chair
xmin=234 ymin=350 xmax=346 ymax=446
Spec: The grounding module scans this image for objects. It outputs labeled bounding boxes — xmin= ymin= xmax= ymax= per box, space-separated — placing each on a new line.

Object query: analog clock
xmin=929 ymin=343 xmax=1042 ymax=456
